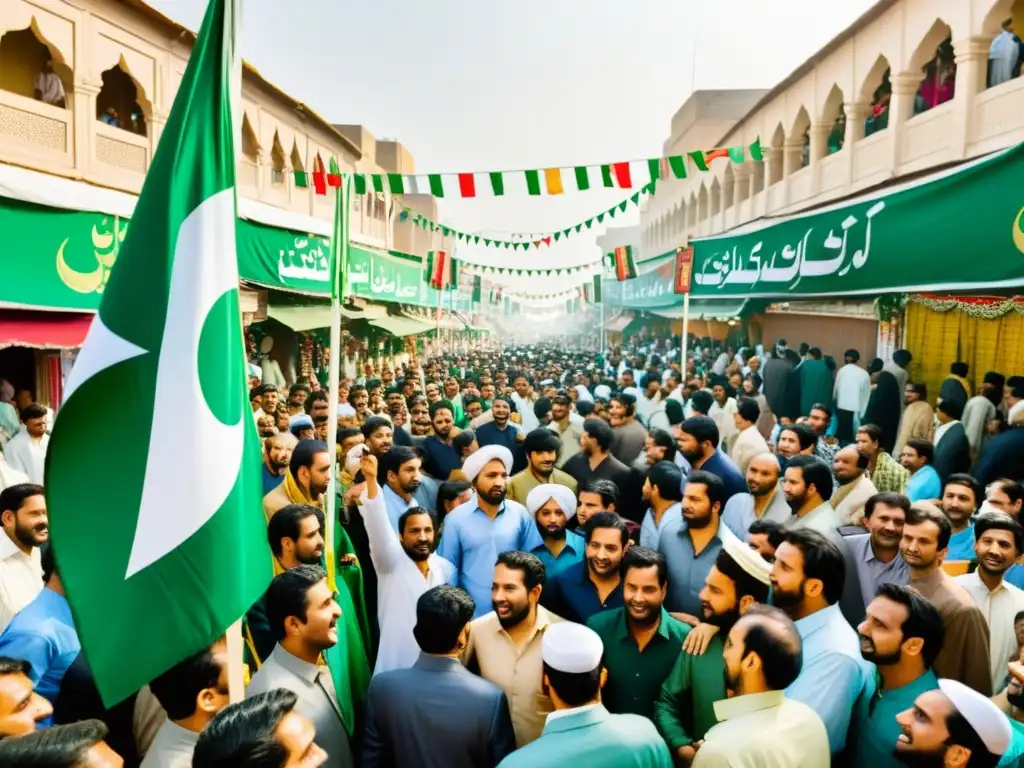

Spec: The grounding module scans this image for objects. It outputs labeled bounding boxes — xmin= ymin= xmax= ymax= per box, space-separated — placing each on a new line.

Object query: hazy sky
xmin=150 ymin=0 xmax=877 ymax=283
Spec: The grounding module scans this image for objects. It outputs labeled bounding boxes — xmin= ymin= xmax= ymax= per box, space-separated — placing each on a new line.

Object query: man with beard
xmin=832 ymin=445 xmax=879 ymax=527
xmin=849 ymin=583 xmax=944 ymax=767
xmin=658 ymin=471 xmax=739 ymax=626
xmin=263 ymin=440 xmax=331 ymax=522
xmin=245 ymin=503 xmax=326 ymax=664
xmin=378 ymin=446 xmax=427 ymax=531
xmin=587 ymin=547 xmax=687 ymax=719
xmin=476 ymin=397 xmax=521 ymax=457
xmin=526 ymin=484 xmax=585 ymax=578
xmin=694 ymin=606 xmax=829 ymax=767
xmin=262 ymin=432 xmax=298 ymax=495
xmin=902 ymin=503 xmax=992 ymax=695
xmin=0 ymin=483 xmax=47 ymax=632
xmin=463 ymin=552 xmax=562 ymax=746
xmin=707 ymin=376 xmax=738 ymax=453
xmin=421 ymin=401 xmax=461 ymax=481
xmin=956 ymin=512 xmax=1024 ymax=694
xmin=722 ymin=452 xmax=791 ymax=540
xmin=654 ymin=537 xmax=772 ymax=763
xmin=943 ymin=474 xmax=982 ymax=562
xmin=246 ymin=565 xmax=352 ymax=767
xmin=362 ymin=416 xmax=394 ymax=458
xmin=508 ymin=430 xmax=577 ymax=505
xmin=439 ymin=446 xmax=538 ymax=619
xmin=894 ymin=679 xmax=1012 ymax=768
xmin=639 ymin=461 xmax=683 ymax=549
xmin=542 ymin=512 xmax=629 ymax=625
xmin=357 ymin=451 xmax=453 ymax=675
xmin=771 ymin=528 xmax=871 ymax=755
xmin=807 ymin=403 xmax=838 ymax=466
xmin=781 ymin=455 xmax=841 ymax=538
xmin=848 ymin=493 xmax=911 ymax=608
xmin=674 ymin=417 xmax=746 ymax=503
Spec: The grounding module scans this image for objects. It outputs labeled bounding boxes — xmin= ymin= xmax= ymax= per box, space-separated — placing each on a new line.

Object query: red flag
xmin=312 ymin=171 xmax=327 ymax=196
xmin=612 ymin=162 xmax=632 ymax=188
xmin=674 ymin=246 xmax=694 ymax=294
xmin=458 ymin=173 xmax=476 ymax=198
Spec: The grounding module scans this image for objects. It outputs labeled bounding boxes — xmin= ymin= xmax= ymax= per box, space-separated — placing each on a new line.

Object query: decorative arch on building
xmin=722 ymin=163 xmax=735 ymax=209
xmin=0 ymin=19 xmax=73 ymax=104
xmin=687 ymin=192 xmax=697 ymax=227
xmin=860 ymin=55 xmax=892 ymax=138
xmin=240 ymin=113 xmax=260 ymax=161
xmin=697 ymin=184 xmax=709 ymax=221
xmin=269 ymin=131 xmax=286 ymax=184
xmin=96 ymin=56 xmax=152 ymax=136
xmin=768 ymin=122 xmax=785 ymax=185
xmin=289 ymin=139 xmax=304 ymax=174
xmin=791 ymin=106 xmax=811 ymax=168
xmin=906 ymin=20 xmax=954 ymax=116
xmin=710 ymin=177 xmax=721 ymax=217
xmin=821 ymin=84 xmax=846 ymax=155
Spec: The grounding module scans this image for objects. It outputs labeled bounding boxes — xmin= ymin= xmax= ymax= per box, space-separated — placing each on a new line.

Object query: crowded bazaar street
xmin=2 ymin=0 xmax=1024 ymax=765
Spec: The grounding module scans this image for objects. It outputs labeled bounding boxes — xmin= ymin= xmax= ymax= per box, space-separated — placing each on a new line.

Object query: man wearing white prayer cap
xmin=894 ymin=678 xmax=1014 ymax=767
xmin=653 ymin=536 xmax=772 ymax=760
xmin=524 ymin=484 xmax=585 ymax=579
xmin=496 ymin=622 xmax=672 ymax=768
xmin=438 ymin=445 xmax=540 ymax=619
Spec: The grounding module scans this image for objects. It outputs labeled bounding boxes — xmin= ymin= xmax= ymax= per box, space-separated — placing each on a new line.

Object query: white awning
xmin=370 ymin=315 xmax=436 ymax=336
xmin=267 ymin=302 xmax=388 ymax=331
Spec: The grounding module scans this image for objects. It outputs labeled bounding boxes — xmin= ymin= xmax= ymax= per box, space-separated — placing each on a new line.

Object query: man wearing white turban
xmin=525 ymin=484 xmax=584 ymax=579
xmin=438 ymin=445 xmax=541 ymax=618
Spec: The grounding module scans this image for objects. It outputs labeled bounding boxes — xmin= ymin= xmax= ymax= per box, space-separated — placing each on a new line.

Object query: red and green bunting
xmin=400 ymin=184 xmax=654 ymax=252
xmin=294 ymin=139 xmax=763 ymax=198
xmin=423 ymin=250 xmax=456 ymax=290
xmin=612 ymin=246 xmax=637 ymax=282
xmin=583 ymin=276 xmax=603 ymax=303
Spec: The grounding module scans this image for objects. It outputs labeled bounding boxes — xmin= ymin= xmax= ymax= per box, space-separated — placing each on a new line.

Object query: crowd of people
xmin=0 ymin=333 xmax=1023 ymax=766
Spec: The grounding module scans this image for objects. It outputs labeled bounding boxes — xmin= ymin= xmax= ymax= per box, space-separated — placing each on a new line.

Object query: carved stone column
xmin=951 ymin=36 xmax=991 ymax=159
xmin=888 ymin=73 xmax=922 ymax=170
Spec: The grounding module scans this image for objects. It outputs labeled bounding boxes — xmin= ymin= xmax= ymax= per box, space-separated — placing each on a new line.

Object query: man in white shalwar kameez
xmin=3 ymin=405 xmax=49 ymax=486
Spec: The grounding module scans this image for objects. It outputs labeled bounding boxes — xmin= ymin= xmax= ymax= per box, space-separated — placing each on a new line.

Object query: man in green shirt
xmin=653 ymin=536 xmax=771 ymax=764
xmin=848 ymin=582 xmax=943 ymax=766
xmin=588 ymin=547 xmax=687 ymax=719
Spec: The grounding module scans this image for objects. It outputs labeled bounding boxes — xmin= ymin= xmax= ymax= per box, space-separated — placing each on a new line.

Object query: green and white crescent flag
xmin=45 ymin=0 xmax=271 ymax=706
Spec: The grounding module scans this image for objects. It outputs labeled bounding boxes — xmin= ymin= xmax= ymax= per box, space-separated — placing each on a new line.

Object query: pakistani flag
xmin=46 ymin=0 xmax=270 ymax=706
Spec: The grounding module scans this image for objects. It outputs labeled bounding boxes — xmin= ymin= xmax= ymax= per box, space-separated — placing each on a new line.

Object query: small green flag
xmin=372 ymin=174 xmax=385 ymax=193
xmin=294 ymin=170 xmax=308 ymax=188
xmin=428 ymin=174 xmax=444 ymax=197
xmin=668 ymin=155 xmax=687 ymax=179
xmin=489 ymin=172 xmax=505 ymax=196
xmin=525 ymin=170 xmax=541 ymax=195
xmin=354 ymin=174 xmax=367 ymax=194
xmin=387 ymin=174 xmax=404 ymax=194
xmin=689 ymin=151 xmax=710 ymax=172
xmin=647 ymin=158 xmax=661 ymax=181
xmin=575 ymin=166 xmax=591 ymax=190
xmin=600 ymin=165 xmax=614 ymax=187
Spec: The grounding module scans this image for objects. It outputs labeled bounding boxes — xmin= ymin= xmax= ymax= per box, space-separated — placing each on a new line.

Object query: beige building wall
xmin=641 ymin=0 xmax=1024 ymax=257
xmin=0 ymin=0 xmax=447 ymax=258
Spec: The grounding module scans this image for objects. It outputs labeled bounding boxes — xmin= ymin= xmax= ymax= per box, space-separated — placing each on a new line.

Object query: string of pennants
xmin=293 ymin=139 xmax=763 ymax=198
xmin=398 ymin=183 xmax=656 ymax=252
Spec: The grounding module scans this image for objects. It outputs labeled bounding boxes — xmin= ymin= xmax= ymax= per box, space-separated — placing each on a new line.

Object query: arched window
xmin=791 ymin=107 xmax=811 ymax=169
xmin=907 ymin=21 xmax=955 ymax=116
xmin=96 ymin=64 xmax=148 ymax=136
xmin=0 ymin=26 xmax=69 ymax=107
xmin=270 ymin=132 xmax=285 ymax=186
xmin=822 ymin=85 xmax=846 ymax=155
xmin=768 ymin=124 xmax=785 ymax=185
xmin=861 ymin=57 xmax=892 ymax=137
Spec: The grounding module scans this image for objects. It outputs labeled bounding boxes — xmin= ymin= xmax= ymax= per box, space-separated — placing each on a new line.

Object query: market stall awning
xmin=603 ymin=312 xmax=633 ymax=332
xmin=651 ymin=300 xmax=748 ymax=320
xmin=266 ymin=302 xmax=388 ymax=331
xmin=370 ymin=315 xmax=436 ymax=336
xmin=0 ymin=310 xmax=93 ymax=350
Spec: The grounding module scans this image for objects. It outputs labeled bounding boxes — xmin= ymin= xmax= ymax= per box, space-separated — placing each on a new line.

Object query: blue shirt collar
xmin=794 ymin=603 xmax=842 ymax=636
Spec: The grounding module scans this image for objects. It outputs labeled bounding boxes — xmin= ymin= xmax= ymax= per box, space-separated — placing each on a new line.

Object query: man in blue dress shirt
xmin=675 ymin=417 xmax=747 ymax=503
xmin=900 ymin=438 xmax=942 ymax=503
xmin=438 ymin=446 xmax=539 ymax=618
xmin=770 ymin=527 xmax=870 ymax=756
xmin=0 ymin=541 xmax=79 ymax=725
xmin=525 ymin=484 xmax=585 ymax=578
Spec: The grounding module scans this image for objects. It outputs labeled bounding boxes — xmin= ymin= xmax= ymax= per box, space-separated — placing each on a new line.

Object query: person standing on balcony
xmin=34 ymin=60 xmax=65 ymax=108
xmin=989 ymin=19 xmax=1021 ymax=87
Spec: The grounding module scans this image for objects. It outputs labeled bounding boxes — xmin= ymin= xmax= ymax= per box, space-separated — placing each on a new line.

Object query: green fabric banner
xmin=0 ymin=196 xmax=472 ymax=311
xmin=689 ymin=144 xmax=1024 ymax=299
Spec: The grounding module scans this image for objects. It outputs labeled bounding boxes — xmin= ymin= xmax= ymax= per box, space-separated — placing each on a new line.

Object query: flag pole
xmin=324 ymin=175 xmax=351 ymax=598
xmin=681 ymin=292 xmax=691 ymax=375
